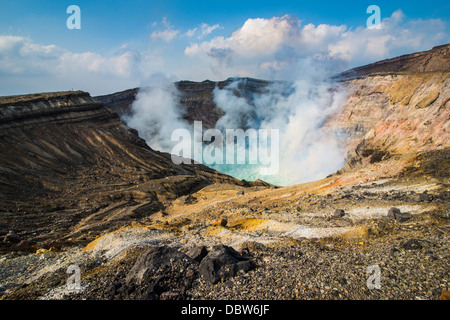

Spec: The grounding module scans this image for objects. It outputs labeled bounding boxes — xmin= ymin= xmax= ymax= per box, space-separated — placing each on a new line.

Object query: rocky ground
xmin=1 ymin=160 xmax=448 ymax=300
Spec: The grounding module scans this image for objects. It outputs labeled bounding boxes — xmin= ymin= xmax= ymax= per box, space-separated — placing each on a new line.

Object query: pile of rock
xmin=112 ymin=244 xmax=256 ymax=300
xmin=198 ymin=245 xmax=255 ymax=284
xmin=3 ymin=230 xmax=21 ymax=244
xmin=332 ymin=209 xmax=346 ymax=218
xmin=386 ymin=207 xmax=412 ymax=222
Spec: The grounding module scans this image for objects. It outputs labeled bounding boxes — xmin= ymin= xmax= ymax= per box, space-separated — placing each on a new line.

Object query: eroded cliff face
xmin=0 ymin=91 xmax=251 ymax=248
xmin=326 ymin=72 xmax=449 ymax=173
xmin=323 ymin=44 xmax=450 ymax=181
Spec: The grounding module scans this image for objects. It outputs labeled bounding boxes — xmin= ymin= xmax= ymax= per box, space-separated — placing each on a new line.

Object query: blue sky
xmin=1 ymin=0 xmax=449 ymax=95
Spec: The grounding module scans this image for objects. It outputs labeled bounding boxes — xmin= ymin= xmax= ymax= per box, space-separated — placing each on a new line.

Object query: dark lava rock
xmin=387 ymin=207 xmax=401 ymax=219
xmin=401 ymin=239 xmax=423 ymax=250
xmin=397 ymin=212 xmax=412 ymax=222
xmin=126 ymin=246 xmax=196 ymax=286
xmin=186 ymin=245 xmax=208 ymax=263
xmin=236 ymin=260 xmax=254 ymax=273
xmin=386 ymin=207 xmax=412 ymax=222
xmin=333 ymin=209 xmax=346 ymax=218
xmin=199 ymin=245 xmax=256 ymax=284
xmin=3 ymin=230 xmax=21 ymax=244
xmin=118 ymin=246 xmax=200 ymax=300
xmin=415 ymin=192 xmax=433 ymax=202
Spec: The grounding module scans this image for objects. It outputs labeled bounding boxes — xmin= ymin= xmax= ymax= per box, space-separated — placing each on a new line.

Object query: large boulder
xmin=115 ymin=246 xmax=199 ymax=300
xmin=199 ymin=245 xmax=255 ymax=284
xmin=386 ymin=207 xmax=412 ymax=222
xmin=126 ymin=246 xmax=196 ymax=286
xmin=185 ymin=245 xmax=208 ymax=263
xmin=332 ymin=209 xmax=346 ymax=218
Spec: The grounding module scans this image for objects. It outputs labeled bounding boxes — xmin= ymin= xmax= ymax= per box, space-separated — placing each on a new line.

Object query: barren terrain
xmin=0 ymin=45 xmax=449 ymax=300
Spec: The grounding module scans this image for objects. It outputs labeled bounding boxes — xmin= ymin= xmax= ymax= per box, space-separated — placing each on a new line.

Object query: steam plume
xmin=124 ymin=63 xmax=348 ymax=186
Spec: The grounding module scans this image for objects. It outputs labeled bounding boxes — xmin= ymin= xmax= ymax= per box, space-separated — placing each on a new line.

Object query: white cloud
xmin=185 ymin=11 xmax=449 ymax=79
xmin=150 ymin=17 xmax=180 ymax=42
xmin=199 ymin=23 xmax=221 ymax=38
xmin=0 ymin=35 xmax=166 ymax=95
xmin=0 ymin=35 xmax=64 ymax=75
xmin=0 ymin=35 xmax=145 ymax=79
xmin=151 ymin=29 xmax=180 ymax=42
xmin=184 ymin=27 xmax=197 ymax=38
xmin=182 ymin=23 xmax=221 ymax=39
xmin=1 ymin=11 xmax=448 ymax=95
xmin=57 ymin=51 xmax=141 ymax=78
xmin=327 ymin=10 xmax=448 ymax=63
xmin=185 ymin=15 xmax=301 ymax=59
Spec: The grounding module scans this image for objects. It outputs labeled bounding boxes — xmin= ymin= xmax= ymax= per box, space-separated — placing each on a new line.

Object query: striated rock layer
xmin=0 ymin=91 xmax=260 ymax=248
xmin=324 ymin=44 xmax=450 ymax=180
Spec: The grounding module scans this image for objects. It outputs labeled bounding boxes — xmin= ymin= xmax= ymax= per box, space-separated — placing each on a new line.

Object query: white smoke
xmin=124 ymin=62 xmax=348 ymax=186
xmin=123 ymin=75 xmax=190 ymax=152
xmin=210 ymin=74 xmax=348 ymax=186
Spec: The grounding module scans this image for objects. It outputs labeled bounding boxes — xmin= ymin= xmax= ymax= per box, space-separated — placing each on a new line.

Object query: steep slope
xmin=335 ymin=44 xmax=450 ymax=79
xmin=324 ymin=45 xmax=449 ymax=180
xmin=0 ymin=91 xmax=250 ymax=249
xmin=93 ymin=88 xmax=139 ymax=119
